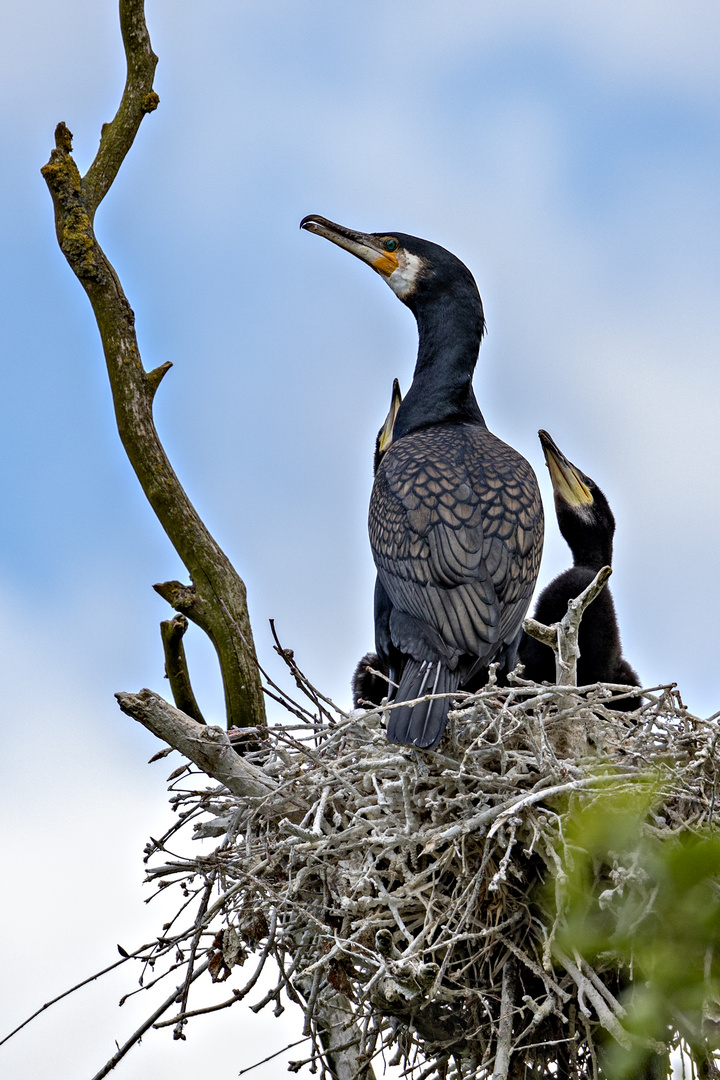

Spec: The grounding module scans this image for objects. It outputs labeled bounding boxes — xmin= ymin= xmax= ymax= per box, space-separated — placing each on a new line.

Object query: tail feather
xmin=387 ymin=660 xmax=460 ymax=750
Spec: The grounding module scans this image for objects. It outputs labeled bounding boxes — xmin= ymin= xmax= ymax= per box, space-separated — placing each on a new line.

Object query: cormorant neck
xmin=569 ymin=540 xmax=613 ymax=574
xmin=563 ymin=518 xmax=613 ymax=571
xmin=393 ymin=288 xmax=485 ymax=440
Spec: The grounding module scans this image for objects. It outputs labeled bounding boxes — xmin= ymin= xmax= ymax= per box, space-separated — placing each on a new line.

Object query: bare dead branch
xmin=90 ymin=958 xmax=211 ymax=1080
xmin=82 ymin=0 xmax=159 ymax=216
xmin=552 ymin=948 xmax=632 ymax=1051
xmin=173 ymin=870 xmax=218 ymax=1040
xmin=237 ymin=1037 xmax=312 ymax=1076
xmin=270 ymin=619 xmax=348 ymax=725
xmin=115 ymin=688 xmax=305 ymax=814
xmin=492 ymin=956 xmax=517 ymax=1080
xmin=0 ymin=942 xmax=154 ymax=1049
xmin=40 ymin=0 xmax=265 ymax=733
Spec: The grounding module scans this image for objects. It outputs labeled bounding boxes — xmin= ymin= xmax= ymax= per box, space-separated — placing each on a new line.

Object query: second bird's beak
xmin=538 ymin=430 xmax=594 ymax=508
xmin=377 ymin=378 xmax=403 ymax=455
xmin=300 ymin=214 xmax=400 ymax=278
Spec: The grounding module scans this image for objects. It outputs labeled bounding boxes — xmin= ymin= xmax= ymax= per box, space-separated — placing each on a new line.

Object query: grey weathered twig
xmin=90 ymin=958 xmax=211 ymax=1080
xmin=115 ymin=688 xmax=304 ymax=814
xmin=552 ymin=947 xmax=631 ymax=1051
xmin=492 ymin=956 xmax=517 ymax=1080
xmin=524 ymin=565 xmax=613 ymax=687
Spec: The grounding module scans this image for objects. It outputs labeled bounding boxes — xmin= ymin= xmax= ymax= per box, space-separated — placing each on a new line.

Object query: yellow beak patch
xmin=372 ymin=251 xmax=400 ymax=277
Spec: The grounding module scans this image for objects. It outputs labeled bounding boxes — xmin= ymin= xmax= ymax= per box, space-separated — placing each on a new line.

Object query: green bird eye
xmin=384 ymin=238 xmax=398 ymax=252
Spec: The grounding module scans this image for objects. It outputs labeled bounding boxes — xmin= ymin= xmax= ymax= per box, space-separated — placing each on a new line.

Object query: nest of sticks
xmin=130 ymin=664 xmax=720 ymax=1080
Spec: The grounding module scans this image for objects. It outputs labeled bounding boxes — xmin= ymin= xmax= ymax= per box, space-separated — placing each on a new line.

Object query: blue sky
xmin=2 ymin=1 xmax=720 ymax=1076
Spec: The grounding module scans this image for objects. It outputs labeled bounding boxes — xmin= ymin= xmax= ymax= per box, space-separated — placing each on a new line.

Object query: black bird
xmin=302 ymin=215 xmax=544 ymax=748
xmin=352 ymin=650 xmax=390 ymax=710
xmin=353 ymin=379 xmax=403 ymax=710
xmin=373 ymin=377 xmax=402 ymax=475
xmin=518 ymin=430 xmax=640 ymax=709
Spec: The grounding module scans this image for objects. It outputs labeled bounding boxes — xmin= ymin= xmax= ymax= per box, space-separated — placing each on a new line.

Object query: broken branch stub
xmin=160 ymin=615 xmax=206 ymax=725
xmin=116 ymin=688 xmax=302 ymax=814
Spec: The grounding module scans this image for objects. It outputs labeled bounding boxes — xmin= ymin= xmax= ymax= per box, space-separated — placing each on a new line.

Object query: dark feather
xmin=387 ymin=659 xmax=461 ymax=751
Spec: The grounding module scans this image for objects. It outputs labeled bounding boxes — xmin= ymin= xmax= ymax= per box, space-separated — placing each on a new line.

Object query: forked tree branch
xmin=40 ymin=0 xmax=265 ymax=732
xmin=523 ymin=565 xmax=613 ymax=687
xmin=83 ymin=0 xmax=160 ymax=215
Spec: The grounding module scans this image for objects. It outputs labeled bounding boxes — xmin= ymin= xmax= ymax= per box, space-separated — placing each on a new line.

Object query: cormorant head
xmin=300 ymin=215 xmax=484 ymax=332
xmin=374 ymin=378 xmax=402 ymax=475
xmin=539 ymin=430 xmax=615 ymax=568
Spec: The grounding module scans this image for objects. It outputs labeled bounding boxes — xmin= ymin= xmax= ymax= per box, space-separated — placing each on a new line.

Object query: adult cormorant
xmin=518 ymin=430 xmax=640 ymax=710
xmin=302 ymin=215 xmax=544 ymax=748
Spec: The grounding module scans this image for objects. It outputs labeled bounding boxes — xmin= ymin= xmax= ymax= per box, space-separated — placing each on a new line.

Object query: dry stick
xmin=115 ymin=688 xmax=306 ymax=815
xmin=155 ymin=908 xmax=278 ymax=1029
xmin=361 ymin=663 xmax=399 ymax=693
xmin=119 ymin=954 xmax=200 ymax=1006
xmin=499 ymin=936 xmax=570 ymax=1004
xmin=90 ymin=958 xmax=211 ymax=1080
xmin=152 ymin=989 xmax=245 ymax=1026
xmin=0 ymin=944 xmax=155 ymax=1048
xmin=40 ymin=0 xmax=264 ymax=732
xmin=219 ymin=600 xmax=321 ymax=726
xmin=270 ymin=619 xmax=343 ymax=725
xmin=173 ymin=869 xmax=218 ymax=1040
xmin=302 ymin=966 xmax=323 ymax=1036
xmin=262 ymin=685 xmax=314 ymax=724
xmin=237 ymin=1036 xmax=312 ymax=1076
xmin=552 ymin=947 xmax=632 ymax=1051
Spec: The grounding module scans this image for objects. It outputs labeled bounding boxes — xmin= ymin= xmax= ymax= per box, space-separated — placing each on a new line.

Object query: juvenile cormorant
xmin=374 ymin=378 xmax=402 ymax=475
xmin=518 ymin=430 xmax=640 ymax=709
xmin=302 ymin=215 xmax=544 ymax=748
xmin=352 ymin=651 xmax=390 ymax=709
xmin=353 ymin=379 xmax=403 ymax=709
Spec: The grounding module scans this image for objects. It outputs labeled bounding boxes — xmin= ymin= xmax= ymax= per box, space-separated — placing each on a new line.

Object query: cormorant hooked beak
xmin=538 ymin=430 xmax=594 ymax=509
xmin=300 ymin=214 xmax=425 ymax=300
xmin=300 ymin=214 xmax=401 ymax=277
xmin=377 ymin=378 xmax=402 ymax=456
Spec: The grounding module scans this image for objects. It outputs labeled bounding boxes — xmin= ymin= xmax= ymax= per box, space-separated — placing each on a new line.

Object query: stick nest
xmin=143 ymin=676 xmax=719 ymax=1079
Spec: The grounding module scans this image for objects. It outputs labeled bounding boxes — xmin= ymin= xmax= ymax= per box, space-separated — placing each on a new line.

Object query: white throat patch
xmin=386 ymin=251 xmax=426 ymax=300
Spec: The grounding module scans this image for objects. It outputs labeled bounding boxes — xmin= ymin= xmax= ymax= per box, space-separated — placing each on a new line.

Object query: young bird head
xmin=374 ymin=378 xmax=402 ymax=475
xmin=539 ymin=429 xmax=615 ymax=568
